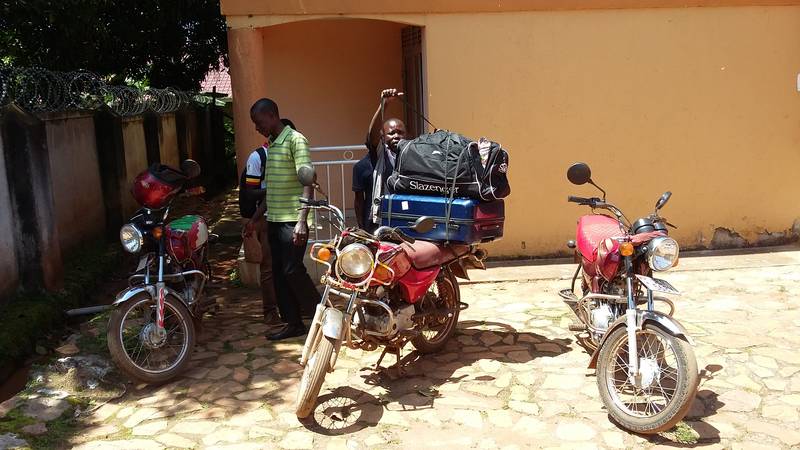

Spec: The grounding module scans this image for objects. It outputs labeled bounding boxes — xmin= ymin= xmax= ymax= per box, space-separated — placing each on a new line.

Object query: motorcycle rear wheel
xmin=107 ymin=292 xmax=195 ymax=384
xmin=411 ymin=270 xmax=460 ymax=354
xmin=295 ymin=335 xmax=335 ymax=418
xmin=596 ymin=323 xmax=698 ymax=434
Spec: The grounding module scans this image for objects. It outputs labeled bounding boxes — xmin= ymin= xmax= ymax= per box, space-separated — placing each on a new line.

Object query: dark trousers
xmin=256 ymin=219 xmax=278 ymax=318
xmin=267 ymin=221 xmax=319 ymax=328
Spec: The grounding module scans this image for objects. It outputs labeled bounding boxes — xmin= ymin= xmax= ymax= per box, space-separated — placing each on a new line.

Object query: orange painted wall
xmin=225 ymin=6 xmax=800 ymax=257
xmin=260 ymin=19 xmax=405 ymax=148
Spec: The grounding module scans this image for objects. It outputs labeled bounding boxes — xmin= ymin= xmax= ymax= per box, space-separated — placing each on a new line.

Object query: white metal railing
xmin=308 ymin=145 xmax=367 ymax=244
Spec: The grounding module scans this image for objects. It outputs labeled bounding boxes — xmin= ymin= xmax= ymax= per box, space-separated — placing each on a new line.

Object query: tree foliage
xmin=0 ymin=0 xmax=228 ymax=90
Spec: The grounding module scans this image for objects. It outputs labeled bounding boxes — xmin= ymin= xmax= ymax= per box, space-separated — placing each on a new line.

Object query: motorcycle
xmin=293 ymin=167 xmax=486 ymax=418
xmin=106 ymin=160 xmax=216 ymax=384
xmin=559 ymin=162 xmax=698 ymax=433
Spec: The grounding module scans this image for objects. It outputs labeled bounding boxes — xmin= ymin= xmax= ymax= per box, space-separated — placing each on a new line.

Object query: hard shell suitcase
xmin=380 ymin=194 xmax=504 ymax=243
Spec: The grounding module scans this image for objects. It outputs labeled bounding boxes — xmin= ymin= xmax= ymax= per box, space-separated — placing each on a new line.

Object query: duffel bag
xmin=387 ymin=129 xmax=510 ymax=201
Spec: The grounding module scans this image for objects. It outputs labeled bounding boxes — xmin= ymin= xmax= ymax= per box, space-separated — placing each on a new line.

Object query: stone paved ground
xmin=7 ymin=248 xmax=800 ymax=449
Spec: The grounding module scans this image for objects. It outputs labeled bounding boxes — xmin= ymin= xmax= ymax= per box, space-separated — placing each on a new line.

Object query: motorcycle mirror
xmin=297 ymin=165 xmax=317 ymax=187
xmin=180 ymin=159 xmax=201 ymax=179
xmin=567 ymin=162 xmax=592 ymax=185
xmin=411 ymin=216 xmax=436 ymax=234
xmin=655 ymin=191 xmax=672 ymax=211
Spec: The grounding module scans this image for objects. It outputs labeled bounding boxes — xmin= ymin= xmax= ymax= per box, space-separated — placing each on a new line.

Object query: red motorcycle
xmin=107 ymin=160 xmax=215 ymax=384
xmin=560 ymin=162 xmax=698 ymax=433
xmin=293 ymin=167 xmax=486 ymax=418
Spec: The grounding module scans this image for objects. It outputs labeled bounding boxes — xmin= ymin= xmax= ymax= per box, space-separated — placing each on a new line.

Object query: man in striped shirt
xmin=246 ymin=98 xmax=318 ymax=340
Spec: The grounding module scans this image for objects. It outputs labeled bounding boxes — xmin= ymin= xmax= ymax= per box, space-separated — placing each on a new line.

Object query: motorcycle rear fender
xmin=112 ymin=285 xmax=195 ymax=317
xmin=587 ymin=309 xmax=694 ymax=369
xmin=321 ymin=307 xmax=344 ymax=340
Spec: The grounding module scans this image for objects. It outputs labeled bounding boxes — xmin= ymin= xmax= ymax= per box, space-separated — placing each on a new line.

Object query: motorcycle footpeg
xmin=568 ymin=322 xmax=587 ymax=332
xmin=559 ymin=289 xmax=579 ymax=303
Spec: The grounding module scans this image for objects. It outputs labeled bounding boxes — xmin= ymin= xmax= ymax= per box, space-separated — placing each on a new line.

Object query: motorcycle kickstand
xmin=375 ymin=341 xmax=407 ymax=379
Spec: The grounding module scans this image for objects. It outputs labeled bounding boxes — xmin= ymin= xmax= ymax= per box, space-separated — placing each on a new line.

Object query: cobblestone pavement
xmin=22 ymin=251 xmax=800 ymax=448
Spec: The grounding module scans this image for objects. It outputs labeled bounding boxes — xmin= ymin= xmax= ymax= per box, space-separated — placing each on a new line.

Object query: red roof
xmin=200 ymin=67 xmax=232 ymax=96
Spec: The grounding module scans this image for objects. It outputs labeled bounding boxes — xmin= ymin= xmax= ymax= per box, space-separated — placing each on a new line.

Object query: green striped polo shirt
xmin=265 ymin=125 xmax=312 ymax=222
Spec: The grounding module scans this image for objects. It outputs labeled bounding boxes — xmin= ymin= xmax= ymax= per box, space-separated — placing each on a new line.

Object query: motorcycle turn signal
xmin=619 ymin=241 xmax=634 ymax=256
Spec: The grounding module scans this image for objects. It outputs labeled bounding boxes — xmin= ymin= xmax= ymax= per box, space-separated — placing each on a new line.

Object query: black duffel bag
xmin=387 ymin=129 xmax=510 ymax=201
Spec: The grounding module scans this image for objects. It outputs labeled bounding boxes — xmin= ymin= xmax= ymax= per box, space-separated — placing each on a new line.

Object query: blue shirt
xmin=352 ymin=155 xmax=376 ymax=232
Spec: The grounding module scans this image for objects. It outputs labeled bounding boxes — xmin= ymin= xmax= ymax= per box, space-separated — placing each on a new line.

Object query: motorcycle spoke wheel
xmin=411 ymin=271 xmax=460 ymax=354
xmin=119 ymin=299 xmax=189 ymax=373
xmin=108 ymin=293 xmax=195 ymax=384
xmin=596 ymin=324 xmax=698 ymax=434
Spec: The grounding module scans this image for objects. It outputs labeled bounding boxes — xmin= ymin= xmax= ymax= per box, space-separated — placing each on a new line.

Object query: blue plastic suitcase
xmin=380 ymin=194 xmax=504 ymax=243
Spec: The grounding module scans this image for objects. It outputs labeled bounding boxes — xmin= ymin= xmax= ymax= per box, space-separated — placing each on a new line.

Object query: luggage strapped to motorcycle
xmin=380 ymin=97 xmax=475 ymax=243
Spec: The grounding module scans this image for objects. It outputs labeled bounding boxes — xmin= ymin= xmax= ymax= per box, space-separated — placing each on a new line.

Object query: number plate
xmin=136 ymin=255 xmax=150 ymax=272
xmin=635 ymin=275 xmax=681 ymax=295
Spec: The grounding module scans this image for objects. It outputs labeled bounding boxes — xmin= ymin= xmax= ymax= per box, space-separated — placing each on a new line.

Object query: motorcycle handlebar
xmin=299 ymin=198 xmax=328 ymax=207
xmin=567 ymin=195 xmax=590 ymax=204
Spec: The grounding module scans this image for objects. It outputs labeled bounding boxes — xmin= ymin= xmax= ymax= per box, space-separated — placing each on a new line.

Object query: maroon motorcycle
xmin=107 ymin=160 xmax=214 ymax=384
xmin=560 ymin=162 xmax=698 ymax=433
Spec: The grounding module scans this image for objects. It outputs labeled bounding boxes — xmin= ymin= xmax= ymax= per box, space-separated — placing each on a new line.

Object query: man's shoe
xmin=267 ymin=324 xmax=306 ymax=341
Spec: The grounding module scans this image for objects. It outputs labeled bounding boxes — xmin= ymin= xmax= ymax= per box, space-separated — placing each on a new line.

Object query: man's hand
xmin=292 ymin=220 xmax=309 ymax=246
xmin=381 ymin=89 xmax=403 ymax=100
xmin=242 ymin=220 xmax=256 ymax=238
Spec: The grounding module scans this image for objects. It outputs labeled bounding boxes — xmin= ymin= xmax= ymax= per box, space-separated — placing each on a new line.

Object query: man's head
xmin=250 ymin=98 xmax=282 ymax=139
xmin=382 ymin=118 xmax=406 ymax=153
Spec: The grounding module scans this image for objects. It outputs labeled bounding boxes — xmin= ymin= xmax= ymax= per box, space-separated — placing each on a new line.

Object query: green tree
xmin=0 ymin=0 xmax=227 ymax=90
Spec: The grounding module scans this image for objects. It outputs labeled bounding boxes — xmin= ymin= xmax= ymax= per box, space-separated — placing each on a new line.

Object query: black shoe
xmin=267 ymin=324 xmax=306 ymax=341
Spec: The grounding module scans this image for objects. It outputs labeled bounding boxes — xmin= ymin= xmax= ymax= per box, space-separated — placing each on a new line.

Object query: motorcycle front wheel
xmin=295 ymin=335 xmax=335 ymax=418
xmin=596 ymin=323 xmax=698 ymax=434
xmin=411 ymin=270 xmax=460 ymax=354
xmin=107 ymin=292 xmax=195 ymax=384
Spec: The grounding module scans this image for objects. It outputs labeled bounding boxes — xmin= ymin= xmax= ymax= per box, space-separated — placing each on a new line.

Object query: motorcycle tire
xmin=596 ymin=323 xmax=698 ymax=434
xmin=107 ymin=292 xmax=196 ymax=385
xmin=411 ymin=270 xmax=460 ymax=354
xmin=295 ymin=335 xmax=335 ymax=419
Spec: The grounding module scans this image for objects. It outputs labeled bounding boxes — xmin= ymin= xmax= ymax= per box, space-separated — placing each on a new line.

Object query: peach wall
xmin=420 ymin=7 xmax=800 ymax=256
xmin=260 ymin=19 xmax=405 ymax=148
xmin=225 ymin=6 xmax=800 ymax=257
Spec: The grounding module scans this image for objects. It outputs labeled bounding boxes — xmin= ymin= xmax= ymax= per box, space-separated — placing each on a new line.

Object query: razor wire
xmin=0 ymin=66 xmax=214 ymax=116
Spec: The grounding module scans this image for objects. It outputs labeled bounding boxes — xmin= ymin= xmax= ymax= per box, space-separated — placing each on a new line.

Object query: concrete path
xmin=9 ymin=245 xmax=800 ymax=449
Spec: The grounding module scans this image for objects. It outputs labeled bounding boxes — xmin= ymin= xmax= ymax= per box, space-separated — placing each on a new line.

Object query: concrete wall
xmin=158 ymin=113 xmax=180 ymax=168
xmin=121 ymin=117 xmax=148 ymax=217
xmin=43 ymin=112 xmax=106 ymax=253
xmin=0 ymin=123 xmax=19 ymax=298
xmin=226 ymin=4 xmax=800 ymax=257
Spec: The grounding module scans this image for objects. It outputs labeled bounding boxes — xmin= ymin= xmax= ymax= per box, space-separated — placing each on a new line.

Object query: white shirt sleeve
xmin=245 ymin=151 xmax=263 ymax=179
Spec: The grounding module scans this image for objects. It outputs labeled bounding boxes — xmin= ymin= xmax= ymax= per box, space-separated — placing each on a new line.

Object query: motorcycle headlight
xmin=120 ymin=224 xmax=144 ymax=253
xmin=337 ymin=243 xmax=374 ymax=278
xmin=647 ymin=237 xmax=679 ymax=271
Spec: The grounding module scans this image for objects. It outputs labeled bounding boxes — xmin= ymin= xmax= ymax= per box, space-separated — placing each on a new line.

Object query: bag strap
xmin=256 ymin=146 xmax=267 ymax=181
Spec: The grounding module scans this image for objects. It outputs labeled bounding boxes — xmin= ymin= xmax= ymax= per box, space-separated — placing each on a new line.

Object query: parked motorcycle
xmin=293 ymin=167 xmax=486 ymax=418
xmin=107 ymin=160 xmax=215 ymax=384
xmin=559 ymin=162 xmax=698 ymax=433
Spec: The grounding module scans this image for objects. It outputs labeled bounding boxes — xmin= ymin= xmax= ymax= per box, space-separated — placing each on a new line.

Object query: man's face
xmin=383 ymin=120 xmax=407 ymax=153
xmin=251 ymin=111 xmax=278 ymax=139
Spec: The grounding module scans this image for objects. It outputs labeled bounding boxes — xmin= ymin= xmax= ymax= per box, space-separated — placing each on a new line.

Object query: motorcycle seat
xmin=576 ymin=214 xmax=621 ymax=262
xmin=400 ymin=240 xmax=471 ymax=270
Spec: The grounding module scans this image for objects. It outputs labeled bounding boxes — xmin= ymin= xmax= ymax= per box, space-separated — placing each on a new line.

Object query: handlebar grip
xmin=568 ymin=195 xmax=589 ymax=204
